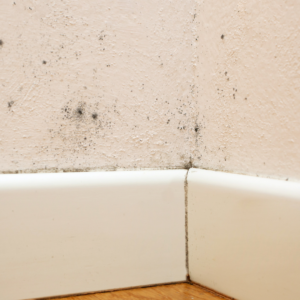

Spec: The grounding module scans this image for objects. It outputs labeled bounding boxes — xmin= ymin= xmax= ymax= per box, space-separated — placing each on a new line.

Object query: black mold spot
xmin=221 ymin=34 xmax=225 ymax=39
xmin=8 ymin=101 xmax=14 ymax=108
xmin=92 ymin=113 xmax=98 ymax=120
xmin=42 ymin=60 xmax=47 ymax=64
xmin=0 ymin=40 xmax=3 ymax=46
xmin=225 ymin=71 xmax=227 ymax=76
xmin=76 ymin=107 xmax=83 ymax=116
xmin=184 ymin=158 xmax=193 ymax=169
xmin=195 ymin=126 xmax=199 ymax=132
xmin=99 ymin=33 xmax=106 ymax=40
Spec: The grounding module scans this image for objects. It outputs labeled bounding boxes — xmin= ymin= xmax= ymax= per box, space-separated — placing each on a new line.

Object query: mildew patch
xmin=8 ymin=101 xmax=14 ymax=108
xmin=60 ymin=100 xmax=112 ymax=127
xmin=76 ymin=107 xmax=84 ymax=116
xmin=0 ymin=165 xmax=190 ymax=174
xmin=99 ymin=33 xmax=106 ymax=41
xmin=183 ymin=157 xmax=193 ymax=169
xmin=45 ymin=99 xmax=117 ymax=156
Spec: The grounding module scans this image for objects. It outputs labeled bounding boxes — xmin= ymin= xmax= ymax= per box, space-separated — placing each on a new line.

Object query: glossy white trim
xmin=0 ymin=170 xmax=187 ymax=300
xmin=188 ymin=168 xmax=300 ymax=300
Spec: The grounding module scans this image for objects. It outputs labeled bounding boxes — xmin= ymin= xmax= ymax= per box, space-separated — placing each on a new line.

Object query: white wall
xmin=1 ymin=0 xmax=300 ymax=181
xmin=192 ymin=0 xmax=300 ymax=181
xmin=0 ymin=0 xmax=196 ymax=173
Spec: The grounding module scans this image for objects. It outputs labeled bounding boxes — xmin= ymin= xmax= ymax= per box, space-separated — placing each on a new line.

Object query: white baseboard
xmin=0 ymin=170 xmax=187 ymax=300
xmin=2 ymin=168 xmax=300 ymax=300
xmin=188 ymin=168 xmax=300 ymax=300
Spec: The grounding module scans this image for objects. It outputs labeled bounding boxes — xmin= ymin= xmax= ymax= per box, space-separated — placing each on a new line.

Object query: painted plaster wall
xmin=1 ymin=0 xmax=299 ymax=180
xmin=193 ymin=0 xmax=300 ymax=181
xmin=0 ymin=0 xmax=196 ymax=173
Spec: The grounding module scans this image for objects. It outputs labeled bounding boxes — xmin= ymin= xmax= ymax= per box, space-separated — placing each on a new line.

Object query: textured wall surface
xmin=0 ymin=0 xmax=299 ymax=180
xmin=193 ymin=0 xmax=300 ymax=181
xmin=0 ymin=0 xmax=196 ymax=172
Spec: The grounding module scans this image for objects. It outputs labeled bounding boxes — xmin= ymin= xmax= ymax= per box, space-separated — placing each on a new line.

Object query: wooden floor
xmin=48 ymin=283 xmax=226 ymax=300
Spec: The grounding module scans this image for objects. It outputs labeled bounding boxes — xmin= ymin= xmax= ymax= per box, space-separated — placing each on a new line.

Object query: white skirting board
xmin=188 ymin=168 xmax=300 ymax=300
xmin=0 ymin=170 xmax=187 ymax=300
xmin=2 ymin=168 xmax=300 ymax=300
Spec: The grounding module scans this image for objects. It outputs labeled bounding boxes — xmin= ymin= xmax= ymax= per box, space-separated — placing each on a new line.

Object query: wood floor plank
xmin=48 ymin=283 xmax=225 ymax=300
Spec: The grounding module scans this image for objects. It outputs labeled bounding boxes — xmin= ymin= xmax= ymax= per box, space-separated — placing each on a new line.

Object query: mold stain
xmin=0 ymin=8 xmax=199 ymax=173
xmin=76 ymin=107 xmax=84 ymax=117
xmin=8 ymin=101 xmax=14 ymax=108
xmin=44 ymin=99 xmax=118 ymax=156
xmin=183 ymin=157 xmax=193 ymax=169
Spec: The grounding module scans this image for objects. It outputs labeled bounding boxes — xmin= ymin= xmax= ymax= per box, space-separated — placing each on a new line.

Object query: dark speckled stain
xmin=184 ymin=157 xmax=193 ymax=169
xmin=221 ymin=34 xmax=224 ymax=39
xmin=8 ymin=101 xmax=14 ymax=108
xmin=42 ymin=60 xmax=47 ymax=64
xmin=54 ymin=100 xmax=118 ymax=152
xmin=0 ymin=40 xmax=3 ymax=46
xmin=76 ymin=107 xmax=83 ymax=116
